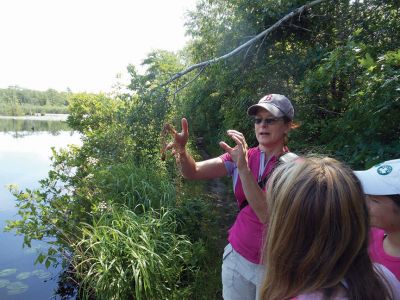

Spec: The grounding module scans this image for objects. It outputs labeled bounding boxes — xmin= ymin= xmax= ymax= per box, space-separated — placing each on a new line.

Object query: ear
xmin=284 ymin=124 xmax=291 ymax=135
xmin=284 ymin=121 xmax=294 ymax=134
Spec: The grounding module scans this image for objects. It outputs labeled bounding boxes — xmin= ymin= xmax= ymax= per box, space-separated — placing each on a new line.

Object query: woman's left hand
xmin=219 ymin=130 xmax=249 ymax=170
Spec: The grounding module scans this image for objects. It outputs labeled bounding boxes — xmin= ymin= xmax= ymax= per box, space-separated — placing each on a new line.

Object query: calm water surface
xmin=0 ymin=116 xmax=81 ymax=299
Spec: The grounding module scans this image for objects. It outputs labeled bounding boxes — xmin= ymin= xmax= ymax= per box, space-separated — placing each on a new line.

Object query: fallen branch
xmin=162 ymin=0 xmax=327 ymax=88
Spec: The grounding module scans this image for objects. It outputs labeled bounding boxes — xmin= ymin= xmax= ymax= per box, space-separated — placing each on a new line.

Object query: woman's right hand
xmin=219 ymin=130 xmax=249 ymax=171
xmin=165 ymin=118 xmax=189 ymax=156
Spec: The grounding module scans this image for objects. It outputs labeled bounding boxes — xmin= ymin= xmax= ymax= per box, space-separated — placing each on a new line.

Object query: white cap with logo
xmin=354 ymin=159 xmax=400 ymax=195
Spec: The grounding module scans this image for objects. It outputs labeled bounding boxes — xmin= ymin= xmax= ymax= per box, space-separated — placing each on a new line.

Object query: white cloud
xmin=0 ymin=0 xmax=197 ymax=93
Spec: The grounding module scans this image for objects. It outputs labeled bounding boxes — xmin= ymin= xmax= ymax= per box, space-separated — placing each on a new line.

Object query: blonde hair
xmin=260 ymin=156 xmax=393 ymax=300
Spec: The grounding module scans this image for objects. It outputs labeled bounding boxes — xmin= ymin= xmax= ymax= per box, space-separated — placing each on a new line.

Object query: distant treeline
xmin=0 ymin=86 xmax=70 ymax=115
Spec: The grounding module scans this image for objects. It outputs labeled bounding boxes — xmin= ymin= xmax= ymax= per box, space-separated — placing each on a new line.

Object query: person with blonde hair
xmin=260 ymin=157 xmax=400 ymax=300
xmin=354 ymin=159 xmax=400 ymax=280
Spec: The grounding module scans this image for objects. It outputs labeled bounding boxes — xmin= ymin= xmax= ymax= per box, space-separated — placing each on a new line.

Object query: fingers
xmin=181 ymin=118 xmax=189 ymax=137
xmin=164 ymin=141 xmax=174 ymax=151
xmin=164 ymin=142 xmax=180 ymax=157
xmin=229 ymin=134 xmax=245 ymax=148
xmin=227 ymin=129 xmax=244 ymax=137
xmin=227 ymin=130 xmax=247 ymax=148
xmin=219 ymin=141 xmax=233 ymax=153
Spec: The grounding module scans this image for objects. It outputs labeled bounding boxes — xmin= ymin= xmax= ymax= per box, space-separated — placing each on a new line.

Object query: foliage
xmin=72 ymin=207 xmax=196 ymax=300
xmin=181 ymin=0 xmax=400 ymax=167
xmin=6 ymin=89 xmax=222 ymax=298
xmin=91 ymin=160 xmax=178 ymax=214
xmin=0 ymin=86 xmax=70 ymax=115
xmin=125 ymin=50 xmax=187 ymax=161
xmin=293 ymin=22 xmax=400 ymax=166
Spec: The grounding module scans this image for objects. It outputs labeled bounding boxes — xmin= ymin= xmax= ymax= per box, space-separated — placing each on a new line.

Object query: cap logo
xmin=377 ymin=165 xmax=392 ymax=175
xmin=264 ymin=94 xmax=273 ymax=102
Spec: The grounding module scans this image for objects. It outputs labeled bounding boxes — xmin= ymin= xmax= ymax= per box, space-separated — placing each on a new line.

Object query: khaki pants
xmin=222 ymin=243 xmax=265 ymax=300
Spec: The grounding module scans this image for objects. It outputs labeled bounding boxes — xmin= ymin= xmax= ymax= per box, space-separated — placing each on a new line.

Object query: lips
xmin=259 ymin=132 xmax=270 ymax=136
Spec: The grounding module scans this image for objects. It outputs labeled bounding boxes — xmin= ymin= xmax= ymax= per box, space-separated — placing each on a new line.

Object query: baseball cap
xmin=247 ymin=94 xmax=294 ymax=120
xmin=354 ymin=159 xmax=400 ymax=195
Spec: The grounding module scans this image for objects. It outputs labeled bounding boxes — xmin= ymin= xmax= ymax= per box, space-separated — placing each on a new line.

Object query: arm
xmin=237 ymin=163 xmax=268 ymax=223
xmin=220 ymin=130 xmax=269 ymax=223
xmin=166 ymin=118 xmax=227 ymax=180
xmin=178 ymin=151 xmax=227 ymax=180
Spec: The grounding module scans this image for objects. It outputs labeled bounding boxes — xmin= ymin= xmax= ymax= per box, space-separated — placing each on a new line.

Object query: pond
xmin=0 ymin=115 xmax=81 ymax=299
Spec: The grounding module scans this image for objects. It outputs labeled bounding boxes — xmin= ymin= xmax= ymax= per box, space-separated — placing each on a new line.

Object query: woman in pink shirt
xmin=354 ymin=159 xmax=400 ymax=280
xmin=260 ymin=157 xmax=399 ymax=300
xmin=166 ymin=94 xmax=296 ymax=299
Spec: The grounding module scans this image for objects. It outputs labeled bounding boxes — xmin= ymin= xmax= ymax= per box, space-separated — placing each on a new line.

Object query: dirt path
xmin=197 ymin=146 xmax=237 ymax=246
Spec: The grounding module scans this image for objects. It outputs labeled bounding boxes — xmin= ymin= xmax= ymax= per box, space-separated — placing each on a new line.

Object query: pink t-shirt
xmin=220 ymin=147 xmax=278 ymax=264
xmin=369 ymin=227 xmax=400 ymax=281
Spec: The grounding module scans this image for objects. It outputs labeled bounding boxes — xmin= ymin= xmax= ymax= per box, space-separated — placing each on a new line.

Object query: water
xmin=0 ymin=116 xmax=81 ymax=299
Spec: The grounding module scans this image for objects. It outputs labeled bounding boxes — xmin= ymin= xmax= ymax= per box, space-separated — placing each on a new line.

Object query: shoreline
xmin=0 ymin=114 xmax=69 ymax=121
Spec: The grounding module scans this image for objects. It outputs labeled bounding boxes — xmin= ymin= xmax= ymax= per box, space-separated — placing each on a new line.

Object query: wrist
xmin=178 ymin=147 xmax=186 ymax=155
xmin=237 ymin=163 xmax=250 ymax=174
xmin=175 ymin=147 xmax=187 ymax=158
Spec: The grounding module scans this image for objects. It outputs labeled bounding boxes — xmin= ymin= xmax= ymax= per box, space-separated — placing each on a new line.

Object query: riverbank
xmin=0 ymin=114 xmax=69 ymax=121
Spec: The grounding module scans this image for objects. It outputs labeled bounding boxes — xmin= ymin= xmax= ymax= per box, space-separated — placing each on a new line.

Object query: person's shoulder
xmin=370 ymin=227 xmax=386 ymax=246
xmin=371 ymin=227 xmax=385 ymax=236
xmin=374 ymin=263 xmax=400 ymax=293
xmin=296 ymin=292 xmax=347 ymax=300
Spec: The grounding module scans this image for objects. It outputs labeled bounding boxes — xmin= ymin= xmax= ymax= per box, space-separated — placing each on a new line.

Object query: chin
xmin=257 ymin=135 xmax=270 ymax=142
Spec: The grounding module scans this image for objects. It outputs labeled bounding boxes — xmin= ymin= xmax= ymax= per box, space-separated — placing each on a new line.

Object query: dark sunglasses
xmin=254 ymin=117 xmax=282 ymax=125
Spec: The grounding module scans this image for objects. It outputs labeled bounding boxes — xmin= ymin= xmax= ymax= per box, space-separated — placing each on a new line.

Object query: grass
xmin=72 ymin=206 xmax=196 ymax=300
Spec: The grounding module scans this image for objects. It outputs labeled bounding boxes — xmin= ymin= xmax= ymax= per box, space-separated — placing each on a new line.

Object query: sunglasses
xmin=254 ymin=117 xmax=282 ymax=125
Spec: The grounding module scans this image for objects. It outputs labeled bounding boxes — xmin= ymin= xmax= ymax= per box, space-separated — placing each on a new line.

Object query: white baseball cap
xmin=354 ymin=159 xmax=400 ymax=195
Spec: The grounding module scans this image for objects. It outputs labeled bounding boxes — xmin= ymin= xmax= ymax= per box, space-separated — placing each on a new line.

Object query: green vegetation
xmin=180 ymin=0 xmax=400 ymax=167
xmin=5 ymin=0 xmax=400 ymax=299
xmin=0 ymin=86 xmax=70 ymax=115
xmin=72 ymin=207 xmax=196 ymax=299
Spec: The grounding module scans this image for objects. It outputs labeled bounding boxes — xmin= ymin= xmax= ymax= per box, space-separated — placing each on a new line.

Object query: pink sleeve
xmin=219 ymin=152 xmax=236 ymax=176
xmin=219 ymin=152 xmax=232 ymax=162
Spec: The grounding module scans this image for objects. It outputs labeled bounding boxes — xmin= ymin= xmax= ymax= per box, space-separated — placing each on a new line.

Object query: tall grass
xmin=68 ymin=159 xmax=222 ymax=299
xmin=95 ymin=161 xmax=177 ymax=211
xmin=72 ymin=206 xmax=195 ymax=300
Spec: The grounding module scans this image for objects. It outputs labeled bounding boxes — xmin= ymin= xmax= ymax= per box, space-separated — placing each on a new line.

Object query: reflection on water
xmin=0 ymin=116 xmax=70 ymax=137
xmin=0 ymin=117 xmax=81 ymax=299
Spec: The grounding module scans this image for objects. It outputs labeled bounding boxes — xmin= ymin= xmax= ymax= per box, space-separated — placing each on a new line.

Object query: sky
xmin=0 ymin=0 xmax=197 ymax=93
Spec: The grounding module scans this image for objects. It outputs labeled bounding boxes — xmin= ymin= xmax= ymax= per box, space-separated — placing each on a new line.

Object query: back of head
xmin=261 ymin=157 xmax=394 ymax=300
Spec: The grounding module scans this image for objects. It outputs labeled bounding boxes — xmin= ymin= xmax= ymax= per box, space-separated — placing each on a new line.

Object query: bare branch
xmin=287 ymin=24 xmax=313 ymax=32
xmin=244 ymin=43 xmax=254 ymax=60
xmin=162 ymin=0 xmax=327 ymax=87
xmin=173 ymin=65 xmax=207 ymax=95
xmin=255 ymin=31 xmax=269 ymax=60
xmin=298 ymin=104 xmax=342 ymax=115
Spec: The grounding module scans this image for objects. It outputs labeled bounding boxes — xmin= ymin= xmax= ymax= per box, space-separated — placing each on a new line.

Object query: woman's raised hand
xmin=219 ymin=130 xmax=249 ymax=170
xmin=165 ymin=118 xmax=189 ymax=156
